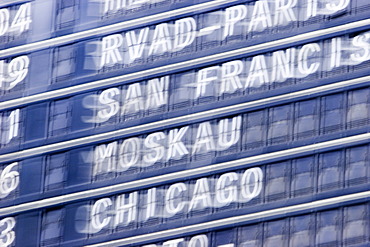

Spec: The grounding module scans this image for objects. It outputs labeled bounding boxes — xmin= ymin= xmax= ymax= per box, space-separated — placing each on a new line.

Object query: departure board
xmin=0 ymin=0 xmax=369 ymax=246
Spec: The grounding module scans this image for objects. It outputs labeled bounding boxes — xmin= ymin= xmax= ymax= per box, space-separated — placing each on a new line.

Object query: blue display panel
xmin=0 ymin=1 xmax=34 ymax=49
xmin=2 ymin=0 xmax=370 ymax=101
xmin=1 ymin=0 xmax=370 ymax=246
xmin=0 ymin=0 xmax=225 ymax=50
xmin=2 ymin=81 xmax=370 ymax=162
xmin=0 ymin=126 xmax=369 ymax=215
xmin=137 ymin=202 xmax=370 ymax=247
xmin=2 ymin=29 xmax=370 ymax=153
xmin=0 ymin=191 xmax=368 ymax=246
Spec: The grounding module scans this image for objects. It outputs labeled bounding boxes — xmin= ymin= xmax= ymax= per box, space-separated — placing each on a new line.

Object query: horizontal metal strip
xmin=0 ymin=0 xmax=28 ymax=8
xmin=0 ymin=133 xmax=369 ymax=217
xmin=85 ymin=191 xmax=370 ymax=247
xmin=1 ymin=74 xmax=370 ymax=163
xmin=1 ymin=18 xmax=370 ymax=111
xmin=0 ymin=0 xmax=238 ymax=58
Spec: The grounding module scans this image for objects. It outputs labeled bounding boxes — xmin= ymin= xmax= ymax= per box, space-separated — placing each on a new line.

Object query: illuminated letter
xmin=298 ymin=43 xmax=321 ymax=76
xmin=143 ymin=132 xmax=165 ymax=164
xmin=245 ymin=55 xmax=270 ymax=87
xmin=125 ymin=27 xmax=149 ymax=61
xmin=103 ymin=0 xmax=124 ymax=13
xmin=192 ymin=122 xmax=216 ymax=154
xmin=325 ymin=0 xmax=350 ymax=12
xmin=0 ymin=217 xmax=16 ymax=247
xmin=248 ymin=0 xmax=272 ymax=32
xmin=220 ymin=60 xmax=243 ymax=95
xmin=144 ymin=188 xmax=157 ymax=221
xmin=114 ymin=192 xmax=138 ymax=226
xmin=118 ymin=138 xmax=140 ymax=171
xmin=7 ymin=56 xmax=30 ymax=90
xmin=100 ymin=34 xmax=123 ymax=67
xmin=215 ymin=172 xmax=238 ymax=206
xmin=173 ymin=17 xmax=196 ymax=51
xmin=7 ymin=109 xmax=19 ymax=143
xmin=148 ymin=24 xmax=172 ymax=55
xmin=97 ymin=88 xmax=120 ymax=121
xmin=223 ymin=5 xmax=247 ymax=39
xmin=218 ymin=116 xmax=241 ymax=149
xmin=146 ymin=76 xmax=169 ymax=110
xmin=167 ymin=127 xmax=189 ymax=160
xmin=91 ymin=198 xmax=112 ymax=231
xmin=94 ymin=141 xmax=118 ymax=175
xmin=165 ymin=183 xmax=187 ymax=215
xmin=196 ymin=66 xmax=219 ymax=98
xmin=306 ymin=0 xmax=318 ymax=19
xmin=350 ymin=33 xmax=370 ymax=63
xmin=189 ymin=235 xmax=208 ymax=247
xmin=0 ymin=163 xmax=19 ymax=199
xmin=240 ymin=168 xmax=263 ymax=201
xmin=188 ymin=178 xmax=212 ymax=211
xmin=330 ymin=37 xmax=342 ymax=70
xmin=121 ymin=83 xmax=144 ymax=114
xmin=163 ymin=239 xmax=185 ymax=247
xmin=271 ymin=48 xmax=296 ymax=82
xmin=274 ymin=0 xmax=297 ymax=26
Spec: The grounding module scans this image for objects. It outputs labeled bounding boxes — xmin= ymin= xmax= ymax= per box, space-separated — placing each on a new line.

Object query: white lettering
xmin=351 ymin=33 xmax=370 ymax=63
xmin=306 ymin=0 xmax=318 ymax=19
xmin=0 ymin=3 xmax=31 ymax=36
xmin=0 ymin=217 xmax=16 ymax=247
xmin=196 ymin=66 xmax=219 ymax=99
xmin=218 ymin=116 xmax=241 ymax=149
xmin=220 ymin=60 xmax=243 ymax=95
xmin=146 ymin=76 xmax=169 ymax=110
xmin=325 ymin=0 xmax=350 ymax=12
xmin=94 ymin=142 xmax=118 ymax=175
xmin=165 ymin=183 xmax=187 ymax=216
xmin=1 ymin=109 xmax=20 ymax=145
xmin=126 ymin=28 xmax=149 ymax=61
xmin=144 ymin=188 xmax=157 ymax=221
xmin=0 ymin=56 xmax=30 ymax=91
xmin=118 ymin=138 xmax=140 ymax=170
xmin=143 ymin=132 xmax=165 ymax=165
xmin=91 ymin=198 xmax=112 ymax=231
xmin=245 ymin=55 xmax=270 ymax=87
xmin=188 ymin=235 xmax=208 ymax=247
xmin=174 ymin=18 xmax=196 ymax=51
xmin=122 ymin=83 xmax=144 ymax=114
xmin=148 ymin=24 xmax=172 ymax=55
xmin=298 ymin=43 xmax=321 ymax=76
xmin=215 ymin=172 xmax=238 ymax=206
xmin=248 ymin=0 xmax=273 ymax=32
xmin=330 ymin=37 xmax=342 ymax=69
xmin=192 ymin=122 xmax=215 ymax=154
xmin=163 ymin=238 xmax=184 ymax=247
xmin=0 ymin=163 xmax=19 ymax=199
xmin=7 ymin=109 xmax=19 ymax=143
xmin=223 ymin=5 xmax=247 ymax=39
xmin=240 ymin=167 xmax=263 ymax=201
xmin=100 ymin=34 xmax=123 ymax=67
xmin=274 ymin=0 xmax=297 ymax=25
xmin=97 ymin=88 xmax=120 ymax=121
xmin=188 ymin=178 xmax=212 ymax=211
xmin=83 ymin=167 xmax=263 ymax=233
xmin=167 ymin=127 xmax=189 ymax=160
xmin=114 ymin=192 xmax=138 ymax=226
xmin=271 ymin=48 xmax=295 ymax=82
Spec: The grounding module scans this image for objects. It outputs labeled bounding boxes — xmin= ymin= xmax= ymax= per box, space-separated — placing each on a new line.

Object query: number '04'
xmin=0 ymin=3 xmax=31 ymax=36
